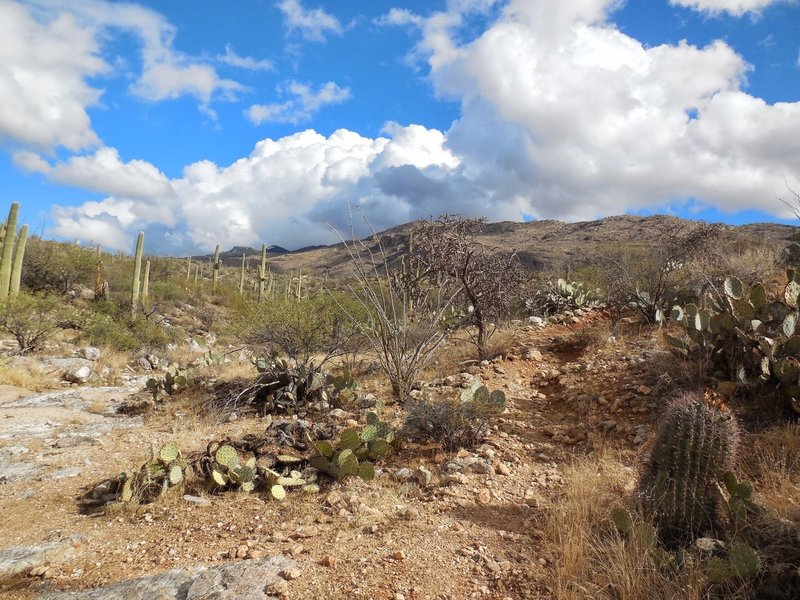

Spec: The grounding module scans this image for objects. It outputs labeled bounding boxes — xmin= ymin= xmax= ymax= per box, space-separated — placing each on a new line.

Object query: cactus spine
xmin=212 ymin=244 xmax=220 ymax=290
xmin=142 ymin=260 xmax=151 ymax=300
xmin=0 ymin=202 xmax=20 ymax=302
xmin=9 ymin=223 xmax=28 ymax=299
xmin=638 ymin=393 xmax=739 ymax=543
xmin=258 ymin=244 xmax=267 ymax=301
xmin=131 ymin=232 xmax=144 ymax=317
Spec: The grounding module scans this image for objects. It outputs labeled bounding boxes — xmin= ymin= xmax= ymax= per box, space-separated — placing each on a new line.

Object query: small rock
xmin=235 ymin=544 xmax=249 ymax=559
xmin=63 ymin=366 xmax=92 ymax=384
xmin=494 ymin=463 xmax=511 ymax=476
xmin=279 ymin=567 xmax=302 ymax=580
xmin=415 ymin=466 xmax=433 ymax=487
xmin=328 ymin=408 xmax=349 ymax=419
xmin=394 ymin=468 xmax=413 ymax=481
xmin=320 ymin=554 xmax=335 ymax=567
xmin=79 ymin=346 xmax=101 ymax=361
xmin=696 ymin=538 xmax=726 ymax=555
xmin=391 ymin=550 xmax=406 ymax=561
xmin=137 ymin=357 xmax=152 ymax=371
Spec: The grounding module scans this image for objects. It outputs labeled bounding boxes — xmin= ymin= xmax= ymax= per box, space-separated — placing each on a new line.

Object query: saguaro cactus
xmin=638 ymin=392 xmax=740 ymax=543
xmin=212 ymin=244 xmax=220 ymax=290
xmin=142 ymin=260 xmax=151 ymax=300
xmin=257 ymin=244 xmax=267 ymax=301
xmin=0 ymin=202 xmax=20 ymax=302
xmin=9 ymin=224 xmax=28 ymax=299
xmin=131 ymin=232 xmax=144 ymax=317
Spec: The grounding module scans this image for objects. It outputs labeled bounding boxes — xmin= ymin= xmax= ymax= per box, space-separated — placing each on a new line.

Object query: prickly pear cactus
xmin=638 ymin=393 xmax=740 ymax=544
xmin=668 ymin=275 xmax=800 ymax=413
xmin=117 ymin=442 xmax=189 ymax=504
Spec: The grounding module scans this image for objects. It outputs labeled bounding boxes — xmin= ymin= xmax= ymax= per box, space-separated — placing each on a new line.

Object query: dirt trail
xmin=0 ymin=313 xmax=666 ymax=599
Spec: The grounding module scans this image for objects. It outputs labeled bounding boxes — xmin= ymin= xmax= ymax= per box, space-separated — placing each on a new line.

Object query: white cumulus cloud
xmin=247 ymin=81 xmax=351 ymax=125
xmin=669 ymin=0 xmax=793 ymax=16
xmin=276 ymin=0 xmax=342 ymax=42
xmin=217 ymin=44 xmax=274 ymax=71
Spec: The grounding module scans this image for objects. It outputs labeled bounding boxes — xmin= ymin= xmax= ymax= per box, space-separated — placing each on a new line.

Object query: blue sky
xmin=1 ymin=0 xmax=799 ymax=253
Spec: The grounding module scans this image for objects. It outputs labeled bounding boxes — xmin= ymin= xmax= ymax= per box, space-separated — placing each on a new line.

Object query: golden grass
xmin=0 ymin=360 xmax=60 ymax=392
xmin=742 ymin=424 xmax=800 ymax=520
xmin=545 ymin=452 xmax=716 ymax=600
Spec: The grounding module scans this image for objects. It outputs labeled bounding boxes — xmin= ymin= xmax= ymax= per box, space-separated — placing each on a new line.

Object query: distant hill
xmin=259 ymin=214 xmax=797 ymax=275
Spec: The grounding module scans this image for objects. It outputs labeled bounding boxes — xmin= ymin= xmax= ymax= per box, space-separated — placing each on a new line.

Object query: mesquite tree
xmin=409 ymin=215 xmax=525 ymax=360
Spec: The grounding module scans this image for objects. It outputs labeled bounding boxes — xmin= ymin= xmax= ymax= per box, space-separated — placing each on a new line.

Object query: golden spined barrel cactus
xmin=638 ymin=392 xmax=740 ymax=544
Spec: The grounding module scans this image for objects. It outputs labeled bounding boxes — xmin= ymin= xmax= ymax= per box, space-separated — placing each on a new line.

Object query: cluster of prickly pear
xmin=119 ymin=442 xmax=189 ymax=503
xmin=638 ymin=393 xmax=740 ymax=544
xmin=668 ymin=275 xmax=800 ymax=412
xmin=145 ymin=365 xmax=189 ymax=400
xmin=555 ymin=278 xmax=602 ymax=308
xmin=324 ymin=370 xmax=357 ymax=407
xmin=249 ymin=353 xmax=328 ymax=412
xmin=208 ymin=444 xmax=257 ymax=493
xmin=262 ymin=454 xmax=319 ymax=500
xmin=460 ymin=379 xmax=507 ymax=415
xmin=311 ymin=412 xmax=398 ymax=482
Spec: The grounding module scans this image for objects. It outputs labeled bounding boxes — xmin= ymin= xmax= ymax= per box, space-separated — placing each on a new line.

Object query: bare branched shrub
xmin=329 ymin=213 xmax=460 ymax=402
xmin=410 ymin=215 xmax=526 ymax=359
xmin=598 ymin=220 xmax=721 ymax=323
xmin=688 ymin=238 xmax=780 ymax=291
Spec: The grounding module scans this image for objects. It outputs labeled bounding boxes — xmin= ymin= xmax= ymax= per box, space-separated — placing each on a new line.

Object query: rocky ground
xmin=0 ymin=310 xmax=683 ymax=599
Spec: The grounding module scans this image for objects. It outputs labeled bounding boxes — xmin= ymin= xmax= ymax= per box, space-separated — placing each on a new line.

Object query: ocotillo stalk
xmin=131 ymin=231 xmax=144 ymax=318
xmin=212 ymin=244 xmax=220 ymax=290
xmin=0 ymin=201 xmax=20 ymax=302
xmin=257 ymin=243 xmax=267 ymax=301
xmin=296 ymin=271 xmax=302 ymax=301
xmin=9 ymin=224 xmax=28 ymax=299
xmin=239 ymin=253 xmax=245 ymax=295
xmin=194 ymin=265 xmax=199 ymax=285
xmin=186 ymin=256 xmax=192 ymax=281
xmin=142 ymin=260 xmax=151 ymax=300
xmin=267 ymin=268 xmax=273 ymax=297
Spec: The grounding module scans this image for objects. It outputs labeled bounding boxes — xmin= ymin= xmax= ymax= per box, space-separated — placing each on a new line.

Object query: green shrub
xmin=81 ymin=305 xmax=174 ymax=351
xmin=0 ymin=292 xmax=74 ymax=354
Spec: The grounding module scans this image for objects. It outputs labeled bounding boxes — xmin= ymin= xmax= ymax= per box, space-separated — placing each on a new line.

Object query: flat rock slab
xmin=39 ymin=556 xmax=295 ymax=600
xmin=0 ymin=538 xmax=80 ymax=581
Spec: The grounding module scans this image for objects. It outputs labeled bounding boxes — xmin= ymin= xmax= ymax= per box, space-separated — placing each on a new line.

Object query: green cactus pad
xmin=215 ymin=445 xmax=238 ymax=468
xmin=664 ymin=334 xmax=688 ymax=350
xmin=245 ymin=456 xmax=256 ymax=469
xmin=277 ymin=477 xmax=305 ymax=486
xmin=366 ymin=412 xmax=380 ymax=426
xmin=357 ymin=462 xmax=375 ymax=481
xmin=315 ymin=441 xmax=334 ymax=458
xmin=211 ymin=469 xmax=227 ymax=486
xmin=302 ymin=483 xmax=320 ymax=493
xmin=270 ymin=484 xmax=286 ymax=500
xmin=611 ymin=507 xmax=632 ymax=534
xmin=168 ymin=465 xmax=184 ymax=485
xmin=367 ymin=439 xmax=392 ymax=460
xmin=784 ymin=314 xmax=797 ymax=337
xmin=276 ymin=454 xmax=303 ymax=464
xmin=241 ymin=481 xmax=255 ymax=493
xmin=724 ymin=276 xmax=745 ymax=300
xmin=472 ymin=385 xmax=489 ymax=403
xmin=339 ymin=429 xmax=361 ymax=450
xmin=786 ymin=281 xmax=800 ymax=308
xmin=333 ymin=449 xmax=354 ymax=466
xmin=785 ymin=336 xmax=800 ymax=356
xmin=159 ymin=442 xmax=180 ymax=463
xmin=310 ymin=456 xmax=330 ymax=472
xmin=706 ymin=557 xmax=731 ymax=584
xmin=750 ymin=283 xmax=767 ymax=309
xmin=360 ymin=424 xmax=378 ymax=442
xmin=120 ymin=478 xmax=133 ymax=502
xmin=729 ymin=299 xmax=755 ymax=320
xmin=729 ymin=544 xmax=760 ymax=579
xmin=236 ymin=465 xmax=255 ymax=483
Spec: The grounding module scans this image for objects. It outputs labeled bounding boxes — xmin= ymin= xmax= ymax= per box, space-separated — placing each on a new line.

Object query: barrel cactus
xmin=638 ymin=392 xmax=740 ymax=544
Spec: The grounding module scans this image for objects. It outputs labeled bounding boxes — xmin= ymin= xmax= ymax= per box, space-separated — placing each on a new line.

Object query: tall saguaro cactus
xmin=142 ymin=260 xmax=151 ymax=300
xmin=212 ymin=244 xmax=221 ymax=290
xmin=131 ymin=232 xmax=144 ymax=318
xmin=9 ymin=224 xmax=28 ymax=299
xmin=257 ymin=244 xmax=267 ymax=301
xmin=0 ymin=202 xmax=20 ymax=302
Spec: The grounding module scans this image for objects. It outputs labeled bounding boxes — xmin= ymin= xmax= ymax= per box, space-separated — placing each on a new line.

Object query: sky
xmin=1 ymin=0 xmax=800 ymax=255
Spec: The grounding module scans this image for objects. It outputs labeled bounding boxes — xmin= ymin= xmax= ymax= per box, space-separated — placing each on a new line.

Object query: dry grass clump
xmin=545 ymin=453 xmax=710 ymax=600
xmin=742 ymin=424 xmax=800 ymax=520
xmin=0 ymin=360 xmax=60 ymax=392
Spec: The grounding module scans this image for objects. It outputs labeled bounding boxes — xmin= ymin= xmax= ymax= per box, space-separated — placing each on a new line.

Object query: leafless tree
xmin=409 ymin=215 xmax=526 ymax=360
